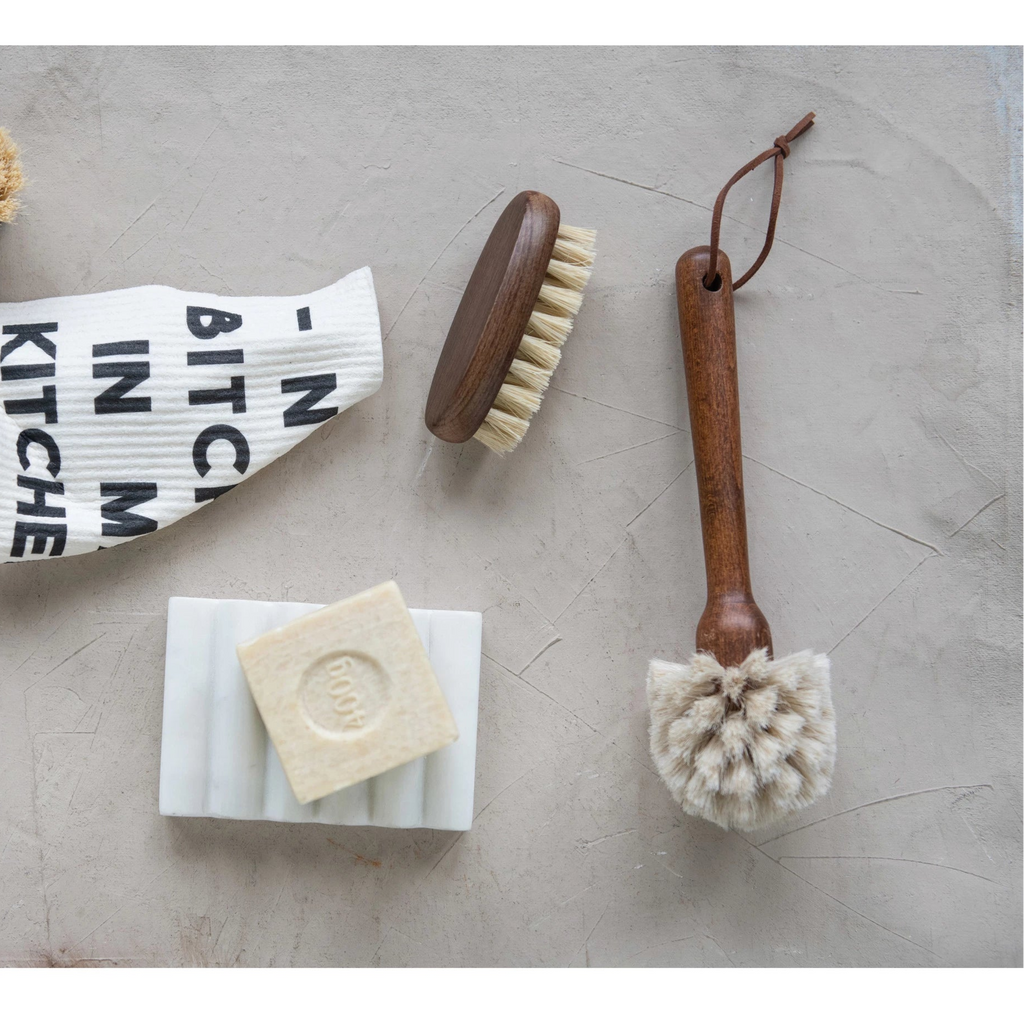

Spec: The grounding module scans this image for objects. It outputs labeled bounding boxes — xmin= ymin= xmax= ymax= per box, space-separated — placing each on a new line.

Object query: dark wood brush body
xmin=426 ymin=191 xmax=560 ymax=443
xmin=677 ymin=246 xmax=773 ymax=666
xmin=425 ymin=191 xmax=596 ymax=453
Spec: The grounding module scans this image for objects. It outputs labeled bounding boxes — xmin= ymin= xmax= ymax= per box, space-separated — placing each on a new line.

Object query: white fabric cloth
xmin=0 ymin=267 xmax=382 ymax=562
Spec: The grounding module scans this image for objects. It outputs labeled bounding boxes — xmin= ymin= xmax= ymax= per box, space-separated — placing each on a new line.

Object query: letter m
xmin=100 ymin=482 xmax=158 ymax=537
xmin=281 ymin=373 xmax=338 ymax=427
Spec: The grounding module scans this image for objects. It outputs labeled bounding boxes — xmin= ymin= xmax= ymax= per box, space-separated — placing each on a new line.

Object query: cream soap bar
xmin=236 ymin=581 xmax=459 ymax=804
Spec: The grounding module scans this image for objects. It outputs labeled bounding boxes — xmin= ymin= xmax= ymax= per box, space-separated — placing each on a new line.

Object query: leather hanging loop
xmin=705 ymin=112 xmax=815 ymax=291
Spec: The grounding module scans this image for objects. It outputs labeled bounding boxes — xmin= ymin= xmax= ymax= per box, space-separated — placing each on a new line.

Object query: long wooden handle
xmin=676 ymin=245 xmax=772 ymax=666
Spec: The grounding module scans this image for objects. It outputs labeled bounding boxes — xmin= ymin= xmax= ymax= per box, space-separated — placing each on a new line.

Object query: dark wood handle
xmin=676 ymin=245 xmax=772 ymax=666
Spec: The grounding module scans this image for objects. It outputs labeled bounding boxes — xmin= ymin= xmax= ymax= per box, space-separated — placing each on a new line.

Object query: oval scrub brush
xmin=425 ymin=190 xmax=596 ymax=453
xmin=0 ymin=127 xmax=25 ymax=225
xmin=646 ymin=115 xmax=836 ymax=832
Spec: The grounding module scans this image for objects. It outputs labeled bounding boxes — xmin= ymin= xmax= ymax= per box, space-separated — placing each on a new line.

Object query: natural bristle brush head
xmin=0 ymin=127 xmax=25 ymax=224
xmin=425 ymin=190 xmax=596 ymax=453
xmin=647 ymin=650 xmax=835 ymax=832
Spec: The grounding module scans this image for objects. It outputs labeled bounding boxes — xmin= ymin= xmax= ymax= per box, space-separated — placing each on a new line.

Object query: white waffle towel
xmin=0 ymin=267 xmax=382 ymax=562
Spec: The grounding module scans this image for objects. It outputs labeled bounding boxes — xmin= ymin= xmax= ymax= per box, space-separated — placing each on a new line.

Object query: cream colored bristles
xmin=527 ymin=309 xmax=572 ymax=346
xmin=552 ymin=236 xmax=595 ymax=266
xmin=505 ymin=357 xmax=554 ymax=392
xmin=554 ymin=224 xmax=597 ymax=249
xmin=475 ymin=407 xmax=530 ymax=453
xmin=516 ymin=334 xmax=561 ymax=371
xmin=647 ymin=649 xmax=835 ymax=831
xmin=474 ymin=222 xmax=597 ymax=454
xmin=537 ymin=282 xmax=584 ymax=318
xmin=492 ymin=382 xmax=542 ymax=420
xmin=545 ymin=259 xmax=591 ymax=291
xmin=0 ymin=127 xmax=25 ymax=224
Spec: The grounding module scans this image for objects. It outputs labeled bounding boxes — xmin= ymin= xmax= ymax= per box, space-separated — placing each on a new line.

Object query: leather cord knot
xmin=705 ymin=112 xmax=815 ymax=290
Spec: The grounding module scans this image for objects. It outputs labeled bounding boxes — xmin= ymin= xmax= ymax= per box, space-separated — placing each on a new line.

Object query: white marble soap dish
xmin=159 ymin=597 xmax=481 ymax=831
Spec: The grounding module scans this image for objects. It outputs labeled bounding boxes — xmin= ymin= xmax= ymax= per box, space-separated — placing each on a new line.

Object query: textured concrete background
xmin=0 ymin=47 xmax=1020 ymax=967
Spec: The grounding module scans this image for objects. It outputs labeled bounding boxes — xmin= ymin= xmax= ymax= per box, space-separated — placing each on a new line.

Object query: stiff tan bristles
xmin=537 ymin=282 xmax=583 ymax=317
xmin=554 ymin=224 xmax=597 ymax=248
xmin=527 ymin=309 xmax=572 ymax=346
xmin=475 ymin=407 xmax=530 ymax=453
xmin=551 ymin=235 xmax=596 ymax=266
xmin=647 ymin=649 xmax=836 ymax=831
xmin=0 ymin=127 xmax=25 ymax=224
xmin=516 ymin=334 xmax=561 ymax=371
xmin=545 ymin=259 xmax=592 ymax=292
xmin=492 ymin=381 xmax=542 ymax=420
xmin=473 ymin=222 xmax=596 ymax=453
xmin=505 ymin=357 xmax=554 ymax=392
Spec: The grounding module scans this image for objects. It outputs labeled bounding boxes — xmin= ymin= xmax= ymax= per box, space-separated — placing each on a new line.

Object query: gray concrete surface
xmin=0 ymin=46 xmax=1020 ymax=967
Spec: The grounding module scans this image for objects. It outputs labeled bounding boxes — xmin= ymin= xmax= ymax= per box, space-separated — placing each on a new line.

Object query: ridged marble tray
xmin=159 ymin=596 xmax=481 ymax=830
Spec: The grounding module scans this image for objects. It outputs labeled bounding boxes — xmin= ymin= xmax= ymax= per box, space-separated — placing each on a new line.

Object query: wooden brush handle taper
xmin=676 ymin=246 xmax=773 ymax=666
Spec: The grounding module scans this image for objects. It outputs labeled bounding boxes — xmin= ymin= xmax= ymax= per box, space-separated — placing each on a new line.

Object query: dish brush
xmin=647 ymin=116 xmax=836 ymax=832
xmin=0 ymin=127 xmax=24 ymax=224
xmin=425 ymin=190 xmax=596 ymax=453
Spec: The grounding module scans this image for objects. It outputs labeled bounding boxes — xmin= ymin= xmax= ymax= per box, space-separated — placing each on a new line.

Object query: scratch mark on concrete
xmin=99 ymin=120 xmax=222 ymax=258
xmin=657 ymin=859 xmax=686 ymax=881
xmin=484 ymin=653 xmax=598 ymax=737
xmin=948 ymin=493 xmax=1005 ymax=538
xmin=179 ymin=171 xmax=220 ymax=235
xmin=383 ymin=186 xmax=506 ymax=342
xmin=411 ymin=439 xmax=436 ymax=486
xmin=576 ymin=430 xmax=682 ymax=466
xmin=529 ymin=884 xmax=598 ymax=929
xmin=369 ymin=926 xmax=393 ymax=964
xmin=124 ymin=232 xmax=160 ymax=262
xmin=703 ymin=931 xmax=738 ymax=966
xmin=64 ymin=899 xmax=136 ymax=953
xmin=778 ymin=855 xmax=996 ymax=883
xmin=625 ymin=461 xmax=693 ymax=530
xmin=419 ymin=833 xmax=463 ymax=886
xmin=484 ymin=653 xmax=660 ymax=787
xmin=326 ymin=839 xmax=382 ymax=868
xmin=761 ymin=784 xmax=994 ymax=845
xmin=568 ymin=907 xmax=608 ymax=967
xmin=519 ymin=635 xmax=563 ymax=675
xmin=580 ymin=828 xmax=637 ymax=849
xmin=552 ymin=158 xmax=709 ymax=210
xmin=473 ymin=768 xmax=533 ymax=823
xmin=957 ymin=814 xmax=997 ymax=864
xmin=100 ymin=201 xmax=158 ymax=256
xmin=616 ymin=745 xmax=662 ymax=781
xmin=734 ymin=831 xmax=947 ymax=962
xmin=828 ymin=554 xmax=933 ymax=654
xmin=40 ymin=634 xmax=106 ymax=681
xmin=552 ymin=535 xmax=630 ymax=625
xmin=549 ymin=386 xmax=685 ymax=431
xmin=197 ymin=261 xmax=230 ymax=290
xmin=744 ymin=455 xmax=944 ymax=554
xmin=623 ymin=935 xmax=698 ymax=963
xmin=934 ymin=432 xmax=1000 ymax=488
xmin=63 ymin=771 xmax=87 ymax=818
